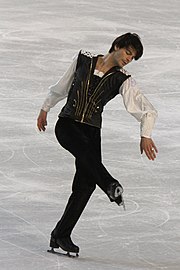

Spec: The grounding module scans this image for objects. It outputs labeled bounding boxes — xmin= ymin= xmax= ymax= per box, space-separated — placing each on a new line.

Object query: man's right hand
xmin=37 ymin=109 xmax=47 ymax=131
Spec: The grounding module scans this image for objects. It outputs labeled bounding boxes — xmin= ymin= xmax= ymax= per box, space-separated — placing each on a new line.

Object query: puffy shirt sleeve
xmin=119 ymin=76 xmax=158 ymax=138
xmin=41 ymin=54 xmax=78 ymax=112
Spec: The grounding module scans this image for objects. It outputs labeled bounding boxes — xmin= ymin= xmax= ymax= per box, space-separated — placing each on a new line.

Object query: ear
xmin=114 ymin=45 xmax=119 ymax=51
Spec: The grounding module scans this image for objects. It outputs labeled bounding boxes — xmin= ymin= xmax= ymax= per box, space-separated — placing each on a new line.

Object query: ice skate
xmin=107 ymin=182 xmax=126 ymax=210
xmin=47 ymin=235 xmax=79 ymax=257
xmin=107 ymin=182 xmax=123 ymax=200
xmin=115 ymin=193 xmax=126 ymax=210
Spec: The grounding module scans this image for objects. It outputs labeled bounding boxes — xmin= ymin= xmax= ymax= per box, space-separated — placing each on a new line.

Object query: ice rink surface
xmin=0 ymin=0 xmax=180 ymax=269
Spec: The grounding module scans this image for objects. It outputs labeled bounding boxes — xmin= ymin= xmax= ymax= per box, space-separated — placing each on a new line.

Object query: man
xmin=37 ymin=33 xmax=158 ymax=256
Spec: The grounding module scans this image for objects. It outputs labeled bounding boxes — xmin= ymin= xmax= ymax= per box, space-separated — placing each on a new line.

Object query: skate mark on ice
xmin=0 ymin=191 xmax=22 ymax=201
xmin=0 ymin=143 xmax=15 ymax=164
xmin=34 ymin=127 xmax=59 ymax=145
xmin=127 ymin=185 xmax=160 ymax=190
xmin=0 ymin=169 xmax=41 ymax=188
xmin=0 ymin=238 xmax=54 ymax=263
xmin=22 ymin=143 xmax=40 ymax=167
xmin=0 ymin=205 xmax=48 ymax=241
xmin=1 ymin=29 xmax=25 ymax=39
xmin=0 ymin=170 xmax=15 ymax=189
xmin=22 ymin=143 xmax=66 ymax=181
xmin=103 ymin=157 xmax=137 ymax=164
xmin=1 ymin=70 xmax=45 ymax=99
xmin=31 ymin=55 xmax=56 ymax=72
xmin=158 ymin=228 xmax=180 ymax=255
xmin=97 ymin=199 xmax=142 ymax=236
xmin=140 ymin=155 xmax=159 ymax=180
xmin=119 ymin=199 xmax=142 ymax=217
xmin=128 ymin=197 xmax=170 ymax=228
xmin=137 ymin=194 xmax=171 ymax=227
xmin=76 ymin=250 xmax=130 ymax=269
xmin=0 ymin=171 xmax=31 ymax=196
xmin=138 ymin=253 xmax=168 ymax=270
xmin=154 ymin=209 xmax=170 ymax=228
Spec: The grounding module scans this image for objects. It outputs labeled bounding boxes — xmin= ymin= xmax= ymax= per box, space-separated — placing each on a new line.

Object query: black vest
xmin=59 ymin=50 xmax=130 ymax=128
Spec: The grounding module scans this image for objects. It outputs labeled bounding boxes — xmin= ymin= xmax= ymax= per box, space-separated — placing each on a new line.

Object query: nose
xmin=126 ymin=55 xmax=133 ymax=63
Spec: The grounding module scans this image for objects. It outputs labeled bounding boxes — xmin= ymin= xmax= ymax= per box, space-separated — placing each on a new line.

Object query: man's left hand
xmin=140 ymin=137 xmax=158 ymax=160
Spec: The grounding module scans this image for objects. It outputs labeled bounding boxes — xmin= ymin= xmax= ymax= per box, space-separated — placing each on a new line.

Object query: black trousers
xmin=52 ymin=117 xmax=119 ymax=238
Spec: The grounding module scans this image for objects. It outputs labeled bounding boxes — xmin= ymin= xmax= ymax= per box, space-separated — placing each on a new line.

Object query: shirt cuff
xmin=41 ymin=103 xmax=50 ymax=112
xmin=140 ymin=112 xmax=157 ymax=138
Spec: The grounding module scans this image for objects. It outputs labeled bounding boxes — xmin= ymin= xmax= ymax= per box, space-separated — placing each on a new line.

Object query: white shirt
xmin=42 ymin=54 xmax=157 ymax=138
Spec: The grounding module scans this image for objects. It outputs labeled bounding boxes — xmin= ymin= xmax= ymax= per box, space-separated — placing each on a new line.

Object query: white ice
xmin=0 ymin=0 xmax=180 ymax=269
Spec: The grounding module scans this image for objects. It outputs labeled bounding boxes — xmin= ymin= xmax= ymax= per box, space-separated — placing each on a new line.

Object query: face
xmin=113 ymin=46 xmax=137 ymax=68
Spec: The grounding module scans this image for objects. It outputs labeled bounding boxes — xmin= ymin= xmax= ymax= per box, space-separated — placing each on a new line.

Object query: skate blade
xmin=47 ymin=248 xmax=79 ymax=258
xmin=120 ymin=195 xmax=126 ymax=211
xmin=122 ymin=200 xmax=126 ymax=211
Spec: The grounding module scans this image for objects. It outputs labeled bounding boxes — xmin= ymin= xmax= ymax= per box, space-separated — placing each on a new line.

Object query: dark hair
xmin=109 ymin=33 xmax=143 ymax=60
